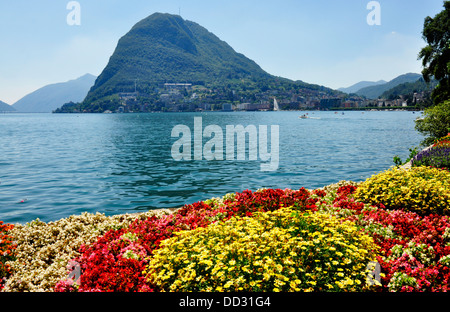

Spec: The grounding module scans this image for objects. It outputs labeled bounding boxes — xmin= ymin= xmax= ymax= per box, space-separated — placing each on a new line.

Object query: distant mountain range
xmin=339 ymin=73 xmax=422 ymax=99
xmin=380 ymin=77 xmax=438 ymax=100
xmin=0 ymin=100 xmax=16 ymax=112
xmin=12 ymin=74 xmax=96 ymax=113
xmin=338 ymin=80 xmax=387 ymax=94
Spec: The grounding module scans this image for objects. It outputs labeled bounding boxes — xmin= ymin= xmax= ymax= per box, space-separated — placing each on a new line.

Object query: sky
xmin=0 ymin=0 xmax=446 ymax=104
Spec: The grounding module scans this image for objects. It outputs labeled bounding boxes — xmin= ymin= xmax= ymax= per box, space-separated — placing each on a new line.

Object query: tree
xmin=415 ymin=1 xmax=450 ymax=145
xmin=415 ymin=100 xmax=450 ymax=146
xmin=418 ymin=1 xmax=450 ymax=104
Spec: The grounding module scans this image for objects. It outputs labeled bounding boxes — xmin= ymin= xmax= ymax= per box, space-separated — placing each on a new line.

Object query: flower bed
xmin=1 ymin=180 xmax=449 ymax=292
xmin=2 ymin=210 xmax=172 ymax=292
xmin=320 ymin=186 xmax=450 ymax=291
xmin=354 ymin=166 xmax=450 ymax=215
xmin=55 ymin=188 xmax=316 ymax=292
xmin=0 ymin=221 xmax=16 ymax=291
xmin=144 ymin=207 xmax=379 ymax=292
xmin=412 ymin=146 xmax=450 ymax=169
xmin=411 ymin=134 xmax=450 ymax=170
xmin=434 ymin=134 xmax=450 ymax=147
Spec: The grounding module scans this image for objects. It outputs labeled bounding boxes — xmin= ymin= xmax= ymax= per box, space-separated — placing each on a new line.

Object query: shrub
xmin=144 ymin=207 xmax=379 ymax=292
xmin=415 ymin=100 xmax=450 ymax=146
xmin=354 ymin=167 xmax=450 ymax=215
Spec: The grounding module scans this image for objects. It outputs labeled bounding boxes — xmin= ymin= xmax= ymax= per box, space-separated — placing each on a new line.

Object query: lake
xmin=0 ymin=111 xmax=424 ymax=224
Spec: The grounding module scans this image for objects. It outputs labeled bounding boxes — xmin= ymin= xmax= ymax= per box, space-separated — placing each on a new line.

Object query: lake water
xmin=0 ymin=111 xmax=424 ymax=224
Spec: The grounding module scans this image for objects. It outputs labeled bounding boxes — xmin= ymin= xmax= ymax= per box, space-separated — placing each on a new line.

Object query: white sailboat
xmin=273 ymin=98 xmax=280 ymax=111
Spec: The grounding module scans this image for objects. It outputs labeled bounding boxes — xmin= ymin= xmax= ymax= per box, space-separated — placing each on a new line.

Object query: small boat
xmin=273 ymin=98 xmax=280 ymax=111
xmin=299 ymin=114 xmax=321 ymax=120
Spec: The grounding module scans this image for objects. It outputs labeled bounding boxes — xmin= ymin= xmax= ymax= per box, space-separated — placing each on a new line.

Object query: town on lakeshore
xmin=74 ymin=81 xmax=430 ymax=114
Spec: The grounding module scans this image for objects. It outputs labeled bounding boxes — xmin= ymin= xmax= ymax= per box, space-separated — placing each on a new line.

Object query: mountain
xmin=0 ymin=100 xmax=16 ymax=112
xmin=355 ymin=73 xmax=422 ymax=99
xmin=338 ymin=80 xmax=386 ymax=94
xmin=380 ymin=77 xmax=438 ymax=107
xmin=67 ymin=13 xmax=338 ymax=113
xmin=13 ymin=74 xmax=96 ymax=113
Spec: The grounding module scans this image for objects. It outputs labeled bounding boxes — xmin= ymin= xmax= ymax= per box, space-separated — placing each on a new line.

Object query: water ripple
xmin=0 ymin=111 xmax=423 ymax=223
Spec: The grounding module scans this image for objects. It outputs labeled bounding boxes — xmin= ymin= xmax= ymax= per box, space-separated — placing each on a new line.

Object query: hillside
xmin=381 ymin=77 xmax=438 ymax=99
xmin=0 ymin=100 xmax=16 ymax=112
xmin=338 ymin=80 xmax=386 ymax=94
xmin=355 ymin=73 xmax=422 ymax=99
xmin=60 ymin=13 xmax=339 ymax=113
xmin=13 ymin=74 xmax=96 ymax=113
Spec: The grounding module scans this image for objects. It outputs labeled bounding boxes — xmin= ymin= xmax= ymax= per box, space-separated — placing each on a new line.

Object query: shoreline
xmin=2 ymin=108 xmax=424 ymax=114
xmin=2 ymin=168 xmax=449 ymax=292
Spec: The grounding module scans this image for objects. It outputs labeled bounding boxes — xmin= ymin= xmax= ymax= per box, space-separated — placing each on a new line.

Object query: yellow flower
xmin=143 ymin=206 xmax=379 ymax=292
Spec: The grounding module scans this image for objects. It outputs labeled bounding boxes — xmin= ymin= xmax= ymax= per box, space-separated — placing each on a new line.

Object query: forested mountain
xmin=355 ymin=73 xmax=422 ymax=99
xmin=58 ymin=13 xmax=339 ymax=113
xmin=381 ymin=77 xmax=438 ymax=100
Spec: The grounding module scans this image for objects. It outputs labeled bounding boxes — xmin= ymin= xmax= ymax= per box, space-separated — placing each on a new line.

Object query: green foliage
xmin=53 ymin=101 xmax=80 ymax=113
xmin=381 ymin=78 xmax=436 ymax=107
xmin=415 ymin=100 xmax=450 ymax=146
xmin=418 ymin=1 xmax=450 ymax=104
xmin=392 ymin=156 xmax=403 ymax=167
xmin=392 ymin=147 xmax=419 ymax=167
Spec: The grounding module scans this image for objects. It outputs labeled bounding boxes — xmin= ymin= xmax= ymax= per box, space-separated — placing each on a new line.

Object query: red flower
xmin=0 ymin=221 xmax=16 ymax=291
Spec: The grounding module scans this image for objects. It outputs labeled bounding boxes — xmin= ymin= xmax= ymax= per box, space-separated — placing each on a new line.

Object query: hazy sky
xmin=0 ymin=0 xmax=445 ymax=104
